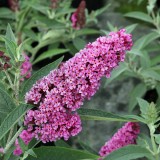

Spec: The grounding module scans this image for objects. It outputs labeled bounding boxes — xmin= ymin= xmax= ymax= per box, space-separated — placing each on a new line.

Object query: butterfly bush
xmin=24 ymin=29 xmax=133 ymax=143
xmin=99 ymin=122 xmax=140 ymax=159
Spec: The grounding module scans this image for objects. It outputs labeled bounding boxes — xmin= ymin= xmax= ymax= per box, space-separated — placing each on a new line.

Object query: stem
xmin=149 ymin=124 xmax=159 ymax=160
xmin=6 ymin=127 xmax=14 ymax=145
xmin=4 ymin=126 xmax=23 ymax=154
xmin=3 ymin=70 xmax=14 ymax=90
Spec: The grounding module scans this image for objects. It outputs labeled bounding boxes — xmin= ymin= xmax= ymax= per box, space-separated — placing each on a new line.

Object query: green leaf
xmin=124 ymin=11 xmax=153 ymax=23
xmin=0 ymin=88 xmax=16 ymax=124
xmin=104 ymin=62 xmax=127 ymax=87
xmin=3 ymin=145 xmax=15 ymax=160
xmin=141 ymin=69 xmax=160 ymax=81
xmin=0 ymin=8 xmax=15 ymax=19
xmin=133 ymin=32 xmax=160 ymax=50
xmin=154 ymin=134 xmax=160 ymax=145
xmin=125 ymin=24 xmax=138 ymax=33
xmin=106 ymin=21 xmax=116 ymax=31
xmin=64 ymin=42 xmax=78 ymax=56
xmin=27 ymin=146 xmax=99 ymax=160
xmin=137 ymin=98 xmax=149 ymax=116
xmin=42 ymin=29 xmax=65 ymax=40
xmin=55 ymin=140 xmax=71 ymax=148
xmin=27 ymin=149 xmax=37 ymax=158
xmin=128 ymin=83 xmax=147 ymax=112
xmin=3 ymin=36 xmax=17 ymax=61
xmin=6 ymin=24 xmax=16 ymax=43
xmin=76 ymin=28 xmax=101 ymax=36
xmin=28 ymin=138 xmax=40 ymax=149
xmin=94 ymin=4 xmax=110 ymax=16
xmin=140 ymin=51 xmax=151 ymax=68
xmin=21 ymin=56 xmax=63 ymax=98
xmin=78 ymin=140 xmax=98 ymax=155
xmin=19 ymin=138 xmax=27 ymax=152
xmin=73 ymin=37 xmax=86 ymax=50
xmin=33 ymin=49 xmax=68 ymax=65
xmin=103 ymin=145 xmax=154 ymax=160
xmin=151 ymin=54 xmax=160 ymax=66
xmin=123 ymin=115 xmax=146 ymax=123
xmin=23 ymin=29 xmax=38 ymax=41
xmin=0 ymin=104 xmax=32 ymax=141
xmin=78 ymin=108 xmax=134 ymax=122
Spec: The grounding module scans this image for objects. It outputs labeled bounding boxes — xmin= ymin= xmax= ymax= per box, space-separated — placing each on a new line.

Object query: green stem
xmin=3 ymin=70 xmax=14 ymax=90
xmin=6 ymin=127 xmax=14 ymax=145
xmin=4 ymin=126 xmax=23 ymax=154
xmin=149 ymin=124 xmax=159 ymax=160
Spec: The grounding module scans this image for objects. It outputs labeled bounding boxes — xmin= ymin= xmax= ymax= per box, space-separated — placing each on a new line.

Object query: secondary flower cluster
xmin=99 ymin=122 xmax=140 ymax=159
xmin=71 ymin=0 xmax=86 ymax=30
xmin=20 ymin=54 xmax=32 ymax=81
xmin=13 ymin=130 xmax=33 ymax=156
xmin=24 ymin=29 xmax=133 ymax=143
xmin=8 ymin=0 xmax=19 ymax=12
xmin=0 ymin=51 xmax=11 ymax=70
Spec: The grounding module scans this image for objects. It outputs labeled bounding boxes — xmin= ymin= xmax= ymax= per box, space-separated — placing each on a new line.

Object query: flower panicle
xmin=24 ymin=29 xmax=133 ymax=143
xmin=99 ymin=122 xmax=140 ymax=158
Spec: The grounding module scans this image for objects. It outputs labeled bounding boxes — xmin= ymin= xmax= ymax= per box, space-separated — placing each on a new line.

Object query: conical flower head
xmin=99 ymin=122 xmax=140 ymax=158
xmin=24 ymin=29 xmax=133 ymax=143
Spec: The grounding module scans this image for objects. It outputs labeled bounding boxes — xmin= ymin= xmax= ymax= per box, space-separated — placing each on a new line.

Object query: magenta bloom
xmin=13 ymin=130 xmax=33 ymax=156
xmin=13 ymin=139 xmax=22 ymax=156
xmin=19 ymin=130 xmax=33 ymax=145
xmin=71 ymin=0 xmax=86 ymax=30
xmin=99 ymin=122 xmax=140 ymax=158
xmin=24 ymin=29 xmax=133 ymax=143
xmin=20 ymin=54 xmax=32 ymax=81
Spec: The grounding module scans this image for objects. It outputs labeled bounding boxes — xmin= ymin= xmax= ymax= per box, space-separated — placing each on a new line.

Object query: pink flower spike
xmin=24 ymin=29 xmax=133 ymax=143
xmin=99 ymin=122 xmax=140 ymax=158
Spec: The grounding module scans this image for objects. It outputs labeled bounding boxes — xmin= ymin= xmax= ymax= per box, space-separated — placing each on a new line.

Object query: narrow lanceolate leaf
xmin=141 ymin=69 xmax=160 ymax=81
xmin=128 ymin=83 xmax=147 ymax=112
xmin=55 ymin=140 xmax=71 ymax=148
xmin=27 ymin=146 xmax=99 ymax=160
xmin=124 ymin=12 xmax=153 ymax=24
xmin=6 ymin=24 xmax=16 ymax=43
xmin=76 ymin=28 xmax=101 ymax=36
xmin=137 ymin=98 xmax=149 ymax=116
xmin=0 ymin=88 xmax=16 ymax=124
xmin=33 ymin=49 xmax=68 ymax=64
xmin=133 ymin=32 xmax=160 ymax=50
xmin=125 ymin=24 xmax=138 ymax=33
xmin=105 ymin=62 xmax=127 ymax=87
xmin=0 ymin=104 xmax=32 ymax=141
xmin=103 ymin=145 xmax=154 ymax=160
xmin=73 ymin=37 xmax=86 ymax=50
xmin=21 ymin=56 xmax=63 ymax=97
xmin=78 ymin=108 xmax=135 ymax=122
xmin=78 ymin=140 xmax=98 ymax=155
xmin=3 ymin=36 xmax=17 ymax=61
